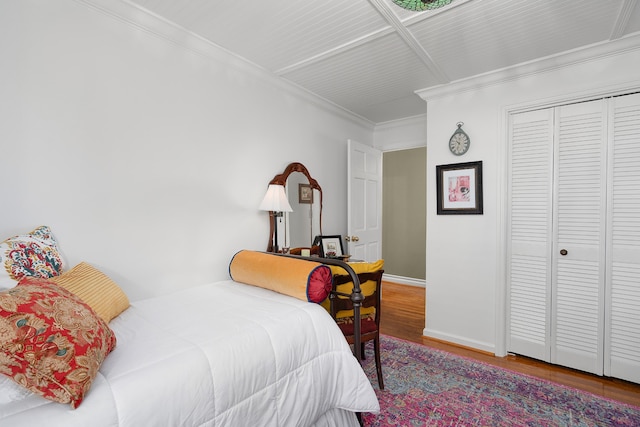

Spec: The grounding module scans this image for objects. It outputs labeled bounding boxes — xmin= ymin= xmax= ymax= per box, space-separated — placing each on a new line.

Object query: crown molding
xmin=375 ymin=113 xmax=426 ymax=130
xmin=373 ymin=114 xmax=426 ymax=151
xmin=416 ymin=32 xmax=640 ymax=101
xmin=73 ymin=0 xmax=375 ymax=131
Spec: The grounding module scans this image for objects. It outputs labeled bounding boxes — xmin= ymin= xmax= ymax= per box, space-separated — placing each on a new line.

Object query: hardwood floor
xmin=379 ymin=280 xmax=640 ymax=408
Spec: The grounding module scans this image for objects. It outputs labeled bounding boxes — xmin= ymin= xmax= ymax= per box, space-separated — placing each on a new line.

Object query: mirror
xmin=285 ymin=173 xmax=321 ymax=249
xmin=265 ymin=162 xmax=322 ymax=253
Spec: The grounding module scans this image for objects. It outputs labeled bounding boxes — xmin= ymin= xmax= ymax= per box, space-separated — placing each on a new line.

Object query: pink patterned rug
xmin=361 ymin=335 xmax=640 ymax=426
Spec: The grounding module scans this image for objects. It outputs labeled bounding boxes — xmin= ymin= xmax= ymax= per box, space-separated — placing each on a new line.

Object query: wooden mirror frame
xmin=265 ymin=162 xmax=323 ymax=252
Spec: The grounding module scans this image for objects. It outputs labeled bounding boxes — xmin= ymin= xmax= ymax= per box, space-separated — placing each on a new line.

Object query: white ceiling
xmin=126 ymin=0 xmax=640 ymax=123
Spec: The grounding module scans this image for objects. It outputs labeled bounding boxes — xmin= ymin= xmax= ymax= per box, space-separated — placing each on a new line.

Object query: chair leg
xmin=361 ymin=342 xmax=366 ymax=360
xmin=374 ymin=337 xmax=384 ymax=390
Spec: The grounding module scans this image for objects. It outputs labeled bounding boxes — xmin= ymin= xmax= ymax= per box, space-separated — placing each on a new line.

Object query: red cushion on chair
xmin=336 ymin=314 xmax=377 ymax=336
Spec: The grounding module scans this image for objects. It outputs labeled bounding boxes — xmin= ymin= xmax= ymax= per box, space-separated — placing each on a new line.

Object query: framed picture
xmin=319 ymin=235 xmax=344 ymax=258
xmin=298 ymin=183 xmax=314 ymax=204
xmin=436 ymin=161 xmax=483 ymax=215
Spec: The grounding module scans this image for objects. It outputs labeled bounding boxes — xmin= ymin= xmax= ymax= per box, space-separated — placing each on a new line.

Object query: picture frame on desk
xmin=319 ymin=235 xmax=344 ymax=258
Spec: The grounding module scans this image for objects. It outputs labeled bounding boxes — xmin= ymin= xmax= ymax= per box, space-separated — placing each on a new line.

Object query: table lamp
xmin=259 ymin=184 xmax=293 ymax=253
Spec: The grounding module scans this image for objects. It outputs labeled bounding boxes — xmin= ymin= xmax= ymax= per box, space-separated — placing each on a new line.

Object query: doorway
xmin=382 ymin=147 xmax=426 ymax=284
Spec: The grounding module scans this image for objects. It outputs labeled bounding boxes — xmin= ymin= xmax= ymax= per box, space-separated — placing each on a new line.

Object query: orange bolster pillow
xmin=229 ymin=250 xmax=332 ymax=303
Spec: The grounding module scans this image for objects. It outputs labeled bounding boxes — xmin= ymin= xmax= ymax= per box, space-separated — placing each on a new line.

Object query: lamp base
xmin=272 ymin=212 xmax=279 ymax=253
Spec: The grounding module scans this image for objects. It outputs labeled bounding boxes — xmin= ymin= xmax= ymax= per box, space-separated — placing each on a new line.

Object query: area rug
xmin=360 ymin=335 xmax=640 ymax=426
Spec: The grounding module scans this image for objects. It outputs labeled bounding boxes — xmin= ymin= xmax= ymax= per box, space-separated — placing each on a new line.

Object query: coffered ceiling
xmin=126 ymin=0 xmax=640 ymax=123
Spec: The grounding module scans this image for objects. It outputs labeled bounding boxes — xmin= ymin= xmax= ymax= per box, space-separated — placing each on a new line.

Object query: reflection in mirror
xmin=285 ymin=175 xmax=321 ymax=249
xmin=264 ymin=163 xmax=322 ymax=253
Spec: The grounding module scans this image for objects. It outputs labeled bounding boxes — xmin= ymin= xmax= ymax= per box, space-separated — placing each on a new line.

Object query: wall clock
xmin=449 ymin=122 xmax=470 ymax=156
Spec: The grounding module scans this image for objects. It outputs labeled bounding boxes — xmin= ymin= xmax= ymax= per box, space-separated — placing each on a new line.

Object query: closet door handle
xmin=560 ymin=249 xmax=568 ymax=256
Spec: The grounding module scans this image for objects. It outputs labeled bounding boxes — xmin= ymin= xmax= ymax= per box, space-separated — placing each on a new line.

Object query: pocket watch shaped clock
xmin=449 ymin=122 xmax=470 ymax=156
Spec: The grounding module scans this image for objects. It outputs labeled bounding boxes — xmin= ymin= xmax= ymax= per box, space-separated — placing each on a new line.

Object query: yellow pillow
xmin=321 ymin=260 xmax=384 ymax=318
xmin=50 ymin=262 xmax=130 ymax=323
xmin=229 ymin=250 xmax=332 ymax=303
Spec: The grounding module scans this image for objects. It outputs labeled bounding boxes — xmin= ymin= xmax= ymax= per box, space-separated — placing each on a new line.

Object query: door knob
xmin=560 ymin=249 xmax=568 ymax=256
xmin=345 ymin=236 xmax=360 ymax=242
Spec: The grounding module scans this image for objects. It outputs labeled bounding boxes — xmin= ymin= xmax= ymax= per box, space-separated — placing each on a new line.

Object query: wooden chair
xmin=329 ymin=269 xmax=384 ymax=389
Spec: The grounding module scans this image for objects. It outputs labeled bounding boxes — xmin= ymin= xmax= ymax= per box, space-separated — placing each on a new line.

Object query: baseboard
xmin=422 ymin=328 xmax=495 ymax=354
xmin=382 ymin=274 xmax=425 ymax=288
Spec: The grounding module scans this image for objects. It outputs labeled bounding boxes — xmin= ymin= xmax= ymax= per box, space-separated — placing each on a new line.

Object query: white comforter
xmin=0 ymin=280 xmax=379 ymax=426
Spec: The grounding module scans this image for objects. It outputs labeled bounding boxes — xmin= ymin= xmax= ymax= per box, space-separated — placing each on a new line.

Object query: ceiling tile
xmin=281 ymin=32 xmax=437 ymax=115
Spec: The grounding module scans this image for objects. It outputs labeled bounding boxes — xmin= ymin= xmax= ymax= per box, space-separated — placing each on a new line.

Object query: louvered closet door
xmin=551 ymin=100 xmax=607 ymax=375
xmin=507 ymin=109 xmax=554 ymax=361
xmin=606 ymin=93 xmax=640 ymax=383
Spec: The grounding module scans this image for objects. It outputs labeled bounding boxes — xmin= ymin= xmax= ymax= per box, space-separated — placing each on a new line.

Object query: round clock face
xmin=449 ymin=130 xmax=470 ymax=155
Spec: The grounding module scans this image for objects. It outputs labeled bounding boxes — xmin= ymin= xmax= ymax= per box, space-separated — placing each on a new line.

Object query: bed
xmin=0 ymin=228 xmax=379 ymax=426
xmin=1 ymin=279 xmax=379 ymax=426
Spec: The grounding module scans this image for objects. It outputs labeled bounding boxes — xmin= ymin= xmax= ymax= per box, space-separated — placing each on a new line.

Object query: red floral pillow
xmin=0 ymin=277 xmax=117 ymax=408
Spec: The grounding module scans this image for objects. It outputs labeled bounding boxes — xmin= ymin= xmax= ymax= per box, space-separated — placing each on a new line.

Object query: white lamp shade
xmin=259 ymin=184 xmax=293 ymax=212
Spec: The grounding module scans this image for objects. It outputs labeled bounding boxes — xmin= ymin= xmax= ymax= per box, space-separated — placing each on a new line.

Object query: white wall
xmin=0 ymin=0 xmax=374 ymax=300
xmin=418 ymin=35 xmax=640 ymax=353
xmin=374 ymin=115 xmax=426 ymax=152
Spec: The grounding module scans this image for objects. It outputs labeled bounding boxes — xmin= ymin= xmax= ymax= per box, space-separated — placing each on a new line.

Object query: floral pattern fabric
xmin=0 ymin=226 xmax=64 ymax=290
xmin=0 ymin=277 xmax=116 ymax=408
xmin=361 ymin=336 xmax=640 ymax=426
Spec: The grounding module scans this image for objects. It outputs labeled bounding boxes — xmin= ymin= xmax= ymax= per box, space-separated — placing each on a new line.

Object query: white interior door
xmin=507 ymin=108 xmax=554 ymax=362
xmin=551 ymin=100 xmax=607 ymax=375
xmin=508 ymin=101 xmax=607 ymax=375
xmin=347 ymin=140 xmax=382 ymax=262
xmin=606 ymin=92 xmax=640 ymax=383
xmin=509 ymin=94 xmax=640 ymax=383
